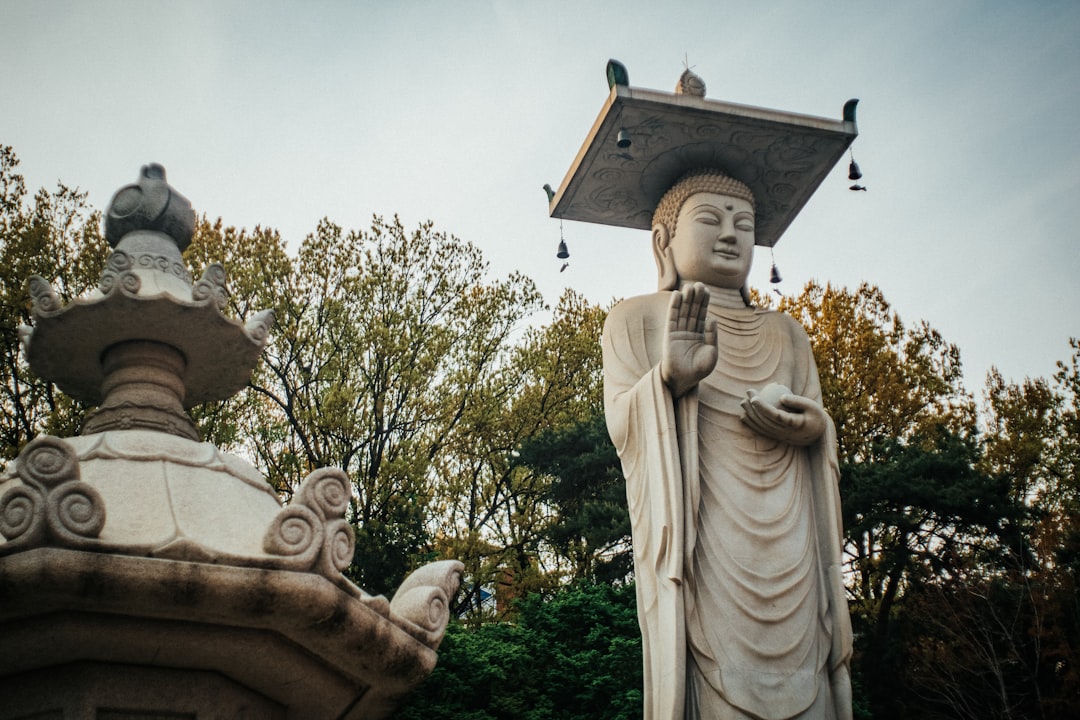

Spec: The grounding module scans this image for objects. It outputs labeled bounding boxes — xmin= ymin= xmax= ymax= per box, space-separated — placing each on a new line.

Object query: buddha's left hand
xmin=740 ymin=390 xmax=827 ymax=446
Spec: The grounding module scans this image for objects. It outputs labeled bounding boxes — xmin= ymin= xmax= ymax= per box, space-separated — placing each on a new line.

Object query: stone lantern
xmin=0 ymin=164 xmax=461 ymax=719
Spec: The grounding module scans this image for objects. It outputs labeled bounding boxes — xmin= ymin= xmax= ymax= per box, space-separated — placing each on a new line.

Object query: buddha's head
xmin=651 ymin=170 xmax=756 ymax=293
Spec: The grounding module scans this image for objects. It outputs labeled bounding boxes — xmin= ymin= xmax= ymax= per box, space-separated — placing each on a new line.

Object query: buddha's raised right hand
xmin=661 ymin=282 xmax=717 ymax=398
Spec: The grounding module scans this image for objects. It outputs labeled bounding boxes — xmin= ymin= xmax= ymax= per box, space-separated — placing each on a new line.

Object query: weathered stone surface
xmin=3 ymin=662 xmax=286 ymax=720
xmin=0 ymin=548 xmax=438 ymax=719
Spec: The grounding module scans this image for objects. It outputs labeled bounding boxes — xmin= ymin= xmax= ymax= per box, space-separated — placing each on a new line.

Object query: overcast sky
xmin=3 ymin=0 xmax=1078 ymax=398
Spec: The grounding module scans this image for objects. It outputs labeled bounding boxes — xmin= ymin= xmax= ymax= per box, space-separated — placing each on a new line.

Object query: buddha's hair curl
xmin=652 ymin=170 xmax=755 ymax=236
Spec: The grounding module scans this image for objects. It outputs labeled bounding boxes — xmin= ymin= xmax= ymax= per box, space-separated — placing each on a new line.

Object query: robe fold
xmin=602 ymin=292 xmax=852 ymax=720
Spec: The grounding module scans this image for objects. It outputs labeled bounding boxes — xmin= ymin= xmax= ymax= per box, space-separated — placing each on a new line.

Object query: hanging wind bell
xmin=556 ymin=219 xmax=570 ymax=272
xmin=770 ymin=262 xmax=782 ymax=284
xmin=545 ymin=183 xmax=570 ymax=271
xmin=769 ymin=247 xmax=782 ymax=284
xmin=848 ymin=148 xmax=867 ymax=191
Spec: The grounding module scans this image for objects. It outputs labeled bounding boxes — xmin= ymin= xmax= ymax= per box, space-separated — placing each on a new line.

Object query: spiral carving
xmin=264 ymin=469 xmax=358 ymax=577
xmin=119 ymin=271 xmax=142 ymax=295
xmin=99 ymin=272 xmax=117 ymax=295
xmin=47 ymin=483 xmax=106 ymax=539
xmin=410 ymin=587 xmax=449 ymax=630
xmin=18 ymin=436 xmax=79 ymax=489
xmin=137 ymin=254 xmax=169 ymax=273
xmin=191 ymin=279 xmax=210 ymax=301
xmin=389 ymin=560 xmax=464 ymax=649
xmin=1 ymin=435 xmax=108 ymax=549
xmin=192 ymin=263 xmax=228 ymax=310
xmin=297 ymin=468 xmax=351 ymax=520
xmin=101 ymin=269 xmax=143 ymax=296
xmin=389 ymin=585 xmax=451 ymax=647
xmin=107 ymin=250 xmax=133 ymax=272
xmin=0 ymin=486 xmax=44 ymax=541
xmin=421 ymin=587 xmax=450 ymax=630
xmin=244 ymin=309 xmax=274 ymax=345
xmin=173 ymin=262 xmax=189 ymax=280
xmin=203 ymin=263 xmax=226 ymax=287
xmin=263 ymin=504 xmax=321 ymax=561
xmin=322 ymin=519 xmax=355 ymax=573
xmin=26 ymin=276 xmax=61 ymax=315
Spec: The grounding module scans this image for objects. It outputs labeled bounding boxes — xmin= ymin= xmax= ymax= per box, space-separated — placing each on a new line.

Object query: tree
xmin=396 ymin=581 xmax=642 ymax=720
xmin=971 ymin=341 xmax=1080 ymax=719
xmin=775 ymin=281 xmax=1022 ymax=718
xmin=185 ymin=215 xmax=546 ymax=594
xmin=778 ymin=281 xmax=974 ymax=464
xmin=902 ymin=572 xmax=1046 ymax=720
xmin=514 ymin=413 xmax=632 ymax=585
xmin=433 ymin=289 xmax=610 ymax=613
xmin=182 ymin=217 xmax=296 ymax=453
xmin=0 ymin=145 xmax=108 ymax=465
xmin=841 ymin=433 xmax=1025 ymax=718
xmin=832 ymin=337 xmax=1080 ymax=720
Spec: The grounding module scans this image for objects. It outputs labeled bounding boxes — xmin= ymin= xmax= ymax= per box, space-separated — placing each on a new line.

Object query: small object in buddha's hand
xmin=756 ymin=382 xmax=791 ymax=408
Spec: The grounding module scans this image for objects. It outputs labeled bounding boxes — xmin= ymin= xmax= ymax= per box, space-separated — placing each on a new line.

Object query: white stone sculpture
xmin=602 ymin=170 xmax=852 ymax=719
xmin=546 ymin=62 xmax=860 ymax=720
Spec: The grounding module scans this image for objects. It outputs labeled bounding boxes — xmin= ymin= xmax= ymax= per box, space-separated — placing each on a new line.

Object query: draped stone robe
xmin=602 ymin=291 xmax=852 ymax=720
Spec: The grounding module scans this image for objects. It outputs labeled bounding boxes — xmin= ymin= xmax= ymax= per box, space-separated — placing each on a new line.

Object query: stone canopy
xmin=547 ymin=61 xmax=859 ymax=248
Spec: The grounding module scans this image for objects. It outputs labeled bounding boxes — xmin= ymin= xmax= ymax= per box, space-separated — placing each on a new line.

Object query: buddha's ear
xmin=652 ymin=223 xmax=677 ymax=291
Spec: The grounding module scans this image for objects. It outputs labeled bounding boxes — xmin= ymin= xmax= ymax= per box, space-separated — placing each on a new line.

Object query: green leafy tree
xmin=397 ymin=581 xmax=642 ymax=720
xmin=964 ymin=340 xmax=1080 ymax=719
xmin=186 ymin=215 xmax=545 ymax=594
xmin=774 ymin=281 xmax=1023 ymax=718
xmin=0 ymin=145 xmax=108 ymax=464
xmin=778 ymin=281 xmax=974 ymax=464
xmin=434 ymin=289 xmax=609 ymax=612
xmin=841 ymin=434 xmax=1024 ymax=718
xmin=515 ymin=413 xmax=631 ymax=584
xmin=183 ymin=217 xmax=296 ymax=452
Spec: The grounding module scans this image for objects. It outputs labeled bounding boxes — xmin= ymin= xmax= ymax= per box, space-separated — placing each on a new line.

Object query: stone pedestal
xmin=0 ymin=549 xmax=438 ymax=719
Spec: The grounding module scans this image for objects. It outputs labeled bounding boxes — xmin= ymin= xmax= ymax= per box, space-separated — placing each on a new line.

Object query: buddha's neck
xmin=678 ymin=281 xmax=747 ymax=309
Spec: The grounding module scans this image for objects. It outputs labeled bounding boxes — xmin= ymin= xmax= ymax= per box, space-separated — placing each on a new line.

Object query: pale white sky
xmin=2 ymin=0 xmax=1078 ymax=395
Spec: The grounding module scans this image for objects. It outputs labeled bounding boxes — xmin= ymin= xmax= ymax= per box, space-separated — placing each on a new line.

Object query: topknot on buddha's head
xmin=652 ymin=170 xmax=755 ymax=237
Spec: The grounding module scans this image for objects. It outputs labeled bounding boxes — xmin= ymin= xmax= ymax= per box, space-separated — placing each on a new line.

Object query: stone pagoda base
xmin=0 ymin=548 xmax=439 ymax=719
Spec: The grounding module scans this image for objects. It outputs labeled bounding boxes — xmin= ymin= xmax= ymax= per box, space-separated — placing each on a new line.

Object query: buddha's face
xmin=668 ymin=191 xmax=755 ymax=289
